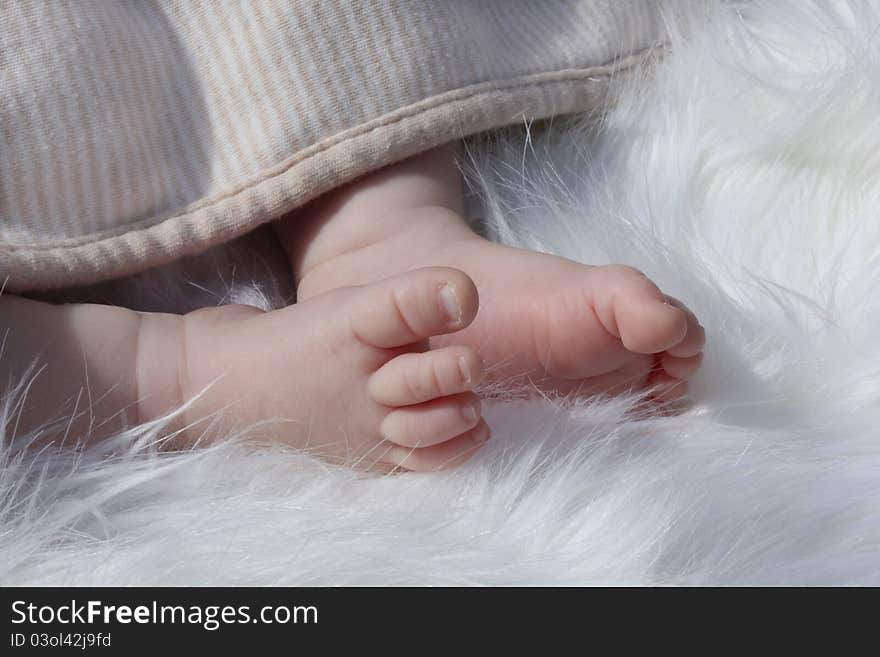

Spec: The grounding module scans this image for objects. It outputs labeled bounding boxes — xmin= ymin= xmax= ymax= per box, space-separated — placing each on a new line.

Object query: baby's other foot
xmin=288 ymin=144 xmax=704 ymax=406
xmin=431 ymin=237 xmax=705 ymax=403
xmin=175 ymin=267 xmax=488 ymax=471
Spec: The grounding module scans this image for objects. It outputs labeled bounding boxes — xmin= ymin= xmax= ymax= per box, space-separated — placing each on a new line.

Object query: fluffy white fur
xmin=4 ymin=0 xmax=880 ymax=585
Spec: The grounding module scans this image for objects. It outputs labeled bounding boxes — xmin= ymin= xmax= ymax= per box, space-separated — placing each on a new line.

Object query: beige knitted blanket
xmin=0 ymin=0 xmax=667 ymax=292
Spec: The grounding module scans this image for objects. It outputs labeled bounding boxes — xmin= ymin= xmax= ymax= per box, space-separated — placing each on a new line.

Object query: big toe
xmin=596 ymin=266 xmax=688 ymax=355
xmin=348 ymin=267 xmax=479 ymax=348
xmin=620 ymin=298 xmax=688 ymax=354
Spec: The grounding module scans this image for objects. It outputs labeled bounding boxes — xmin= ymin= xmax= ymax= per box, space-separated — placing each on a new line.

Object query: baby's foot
xmin=287 ymin=145 xmax=704 ymax=404
xmin=164 ymin=267 xmax=488 ymax=471
xmin=427 ymin=235 xmax=705 ymax=402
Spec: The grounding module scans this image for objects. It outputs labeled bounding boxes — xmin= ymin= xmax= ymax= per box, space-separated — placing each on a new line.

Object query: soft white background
xmin=3 ymin=0 xmax=880 ymax=584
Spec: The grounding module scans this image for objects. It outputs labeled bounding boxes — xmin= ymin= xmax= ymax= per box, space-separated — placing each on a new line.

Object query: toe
xmin=621 ymin=299 xmax=688 ymax=355
xmin=661 ymin=352 xmax=703 ymax=380
xmin=384 ymin=419 xmax=491 ymax=471
xmin=348 ymin=267 xmax=478 ymax=348
xmin=620 ymin=303 xmax=687 ymax=354
xmin=379 ymin=392 xmax=481 ymax=448
xmin=368 ymin=346 xmax=484 ymax=406
xmin=663 ymin=296 xmax=705 ymax=357
xmin=593 ymin=266 xmax=688 ymax=354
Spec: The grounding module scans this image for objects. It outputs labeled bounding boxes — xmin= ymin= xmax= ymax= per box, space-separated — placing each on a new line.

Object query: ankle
xmin=134 ymin=311 xmax=187 ymax=431
xmin=279 ymin=142 xmax=468 ymax=288
xmin=296 ymin=205 xmax=483 ymax=299
xmin=136 ymin=304 xmax=265 ymax=445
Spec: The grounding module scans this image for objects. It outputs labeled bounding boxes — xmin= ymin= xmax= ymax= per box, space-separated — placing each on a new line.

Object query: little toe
xmin=368 ymin=346 xmax=484 ymax=406
xmin=384 ymin=419 xmax=491 ymax=472
xmin=348 ymin=267 xmax=478 ymax=348
xmin=380 ymin=392 xmax=481 ymax=448
xmin=661 ymin=352 xmax=703 ymax=380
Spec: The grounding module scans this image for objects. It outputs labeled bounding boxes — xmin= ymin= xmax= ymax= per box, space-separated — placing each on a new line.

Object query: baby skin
xmin=2 ymin=143 xmax=703 ymax=471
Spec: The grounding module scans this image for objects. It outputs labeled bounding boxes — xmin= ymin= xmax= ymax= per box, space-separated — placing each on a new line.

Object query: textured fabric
xmin=0 ymin=0 xmax=668 ymax=292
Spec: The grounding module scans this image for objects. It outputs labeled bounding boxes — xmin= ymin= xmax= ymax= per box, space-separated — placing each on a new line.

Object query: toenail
xmin=471 ymin=424 xmax=490 ymax=445
xmin=458 ymin=355 xmax=472 ymax=384
xmin=438 ymin=283 xmax=462 ymax=325
xmin=461 ymin=402 xmax=478 ymax=423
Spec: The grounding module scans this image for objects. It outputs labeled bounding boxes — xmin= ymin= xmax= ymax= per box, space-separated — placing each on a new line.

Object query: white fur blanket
xmin=4 ymin=0 xmax=880 ymax=585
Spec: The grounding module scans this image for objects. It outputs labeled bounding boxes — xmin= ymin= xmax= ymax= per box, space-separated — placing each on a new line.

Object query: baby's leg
xmin=1 ymin=267 xmax=489 ymax=471
xmin=277 ymin=143 xmax=705 ymax=401
xmin=0 ymin=294 xmax=183 ymax=442
xmin=277 ymin=143 xmax=471 ymax=290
